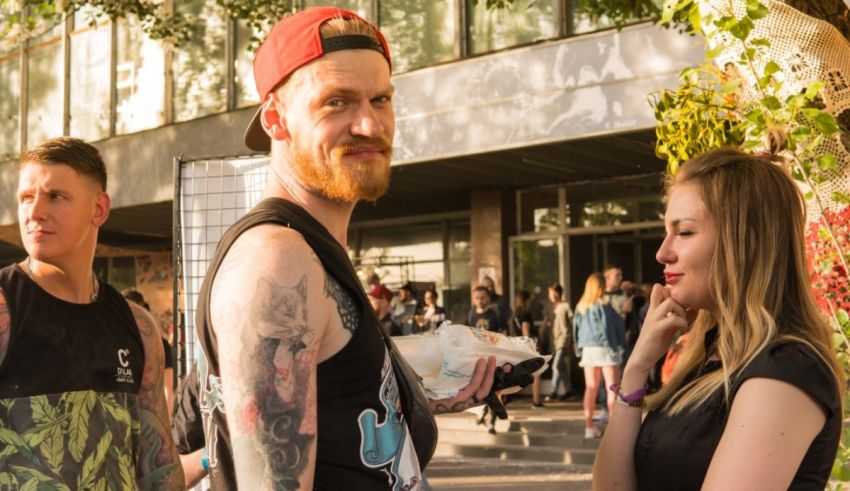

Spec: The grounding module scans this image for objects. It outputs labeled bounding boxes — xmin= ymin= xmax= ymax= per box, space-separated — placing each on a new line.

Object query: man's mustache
xmin=334 ymin=137 xmax=392 ymax=156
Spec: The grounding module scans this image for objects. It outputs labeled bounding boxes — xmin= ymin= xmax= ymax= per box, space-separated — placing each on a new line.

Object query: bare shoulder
xmin=127 ymin=300 xmax=164 ymax=362
xmin=210 ymin=224 xmax=332 ymax=337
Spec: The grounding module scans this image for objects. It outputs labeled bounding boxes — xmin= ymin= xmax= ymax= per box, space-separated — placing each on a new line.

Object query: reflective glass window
xmin=303 ymin=0 xmax=371 ymax=19
xmin=70 ymin=17 xmax=111 ymax=141
xmin=571 ymin=0 xmax=660 ymax=34
xmin=519 ymin=187 xmax=561 ymax=233
xmin=379 ymin=0 xmax=457 ymax=73
xmin=235 ymin=20 xmax=260 ymax=108
xmin=26 ymin=38 xmax=63 ymax=147
xmin=115 ymin=16 xmax=165 ymax=134
xmin=173 ymin=0 xmax=228 ymax=121
xmin=0 ymin=50 xmax=20 ymax=158
xmin=468 ymin=0 xmax=557 ymax=54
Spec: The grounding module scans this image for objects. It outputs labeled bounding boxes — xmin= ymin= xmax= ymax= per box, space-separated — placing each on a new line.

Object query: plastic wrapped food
xmin=392 ymin=323 xmax=550 ymax=399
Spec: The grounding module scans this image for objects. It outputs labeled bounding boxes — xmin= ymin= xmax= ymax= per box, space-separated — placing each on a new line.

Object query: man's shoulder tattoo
xmin=324 ymin=274 xmax=361 ymax=335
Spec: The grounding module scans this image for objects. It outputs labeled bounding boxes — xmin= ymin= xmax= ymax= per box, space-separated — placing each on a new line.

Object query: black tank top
xmin=0 ymin=264 xmax=145 ymax=487
xmin=196 ymin=198 xmax=423 ymax=490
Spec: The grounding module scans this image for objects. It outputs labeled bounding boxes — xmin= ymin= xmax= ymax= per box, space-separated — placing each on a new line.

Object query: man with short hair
xmin=468 ymin=286 xmax=502 ymax=332
xmin=195 ymin=8 xmax=495 ymax=490
xmin=392 ymin=281 xmax=419 ymax=335
xmin=480 ymin=275 xmax=512 ymax=335
xmin=0 ymin=137 xmax=182 ymax=489
xmin=603 ymin=265 xmax=629 ymax=317
xmin=545 ymin=283 xmax=576 ymax=402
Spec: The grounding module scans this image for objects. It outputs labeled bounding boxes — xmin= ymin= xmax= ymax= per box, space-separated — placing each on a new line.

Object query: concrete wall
xmin=392 ymin=22 xmax=703 ymax=164
xmin=0 ymin=22 xmax=703 ymax=226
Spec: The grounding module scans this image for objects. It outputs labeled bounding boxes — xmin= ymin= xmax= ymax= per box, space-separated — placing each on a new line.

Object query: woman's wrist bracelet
xmin=610 ymin=382 xmax=648 ymax=407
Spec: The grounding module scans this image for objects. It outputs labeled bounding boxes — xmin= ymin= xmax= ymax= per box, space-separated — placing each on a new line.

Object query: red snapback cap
xmin=244 ymin=7 xmax=392 ymax=153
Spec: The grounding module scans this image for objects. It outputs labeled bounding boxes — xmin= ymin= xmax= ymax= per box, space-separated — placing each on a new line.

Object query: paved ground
xmin=425 ymin=397 xmax=597 ymax=490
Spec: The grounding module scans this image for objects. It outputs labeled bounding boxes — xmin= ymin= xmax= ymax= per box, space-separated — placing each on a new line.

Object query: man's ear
xmin=260 ymin=94 xmax=289 ymax=142
xmin=93 ymin=191 xmax=110 ymax=227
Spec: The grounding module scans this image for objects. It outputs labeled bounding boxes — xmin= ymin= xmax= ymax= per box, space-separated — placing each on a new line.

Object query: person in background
xmin=545 ymin=283 xmax=577 ymax=403
xmin=171 ymin=363 xmax=209 ymax=489
xmin=123 ymin=288 xmax=175 ymax=416
xmin=468 ymin=285 xmax=502 ymax=333
xmin=594 ymin=145 xmax=844 ymax=490
xmin=574 ymin=272 xmax=626 ymax=439
xmin=603 ymin=266 xmax=630 ymax=318
xmin=392 ymin=281 xmax=419 ymax=335
xmin=417 ymin=287 xmax=446 ymax=333
xmin=368 ymin=283 xmax=400 ymax=336
xmin=514 ymin=289 xmax=544 ymax=408
xmin=481 ymin=275 xmax=512 ymax=335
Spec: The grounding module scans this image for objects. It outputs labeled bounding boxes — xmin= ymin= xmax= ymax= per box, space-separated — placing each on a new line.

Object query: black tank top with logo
xmin=195 ymin=198 xmax=423 ymax=490
xmin=0 ymin=264 xmax=145 ymax=488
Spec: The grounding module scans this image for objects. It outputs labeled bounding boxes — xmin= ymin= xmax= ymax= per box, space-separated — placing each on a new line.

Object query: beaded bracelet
xmin=609 ymin=382 xmax=648 ymax=407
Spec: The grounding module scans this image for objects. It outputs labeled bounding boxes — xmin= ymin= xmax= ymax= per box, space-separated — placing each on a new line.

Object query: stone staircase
xmin=425 ymin=399 xmax=599 ymax=490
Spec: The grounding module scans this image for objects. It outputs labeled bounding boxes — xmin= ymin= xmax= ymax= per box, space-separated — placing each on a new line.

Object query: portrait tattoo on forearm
xmin=240 ymin=274 xmax=318 ymax=489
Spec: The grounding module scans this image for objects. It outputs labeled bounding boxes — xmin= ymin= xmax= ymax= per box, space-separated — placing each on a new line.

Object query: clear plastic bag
xmin=393 ymin=323 xmax=550 ymax=399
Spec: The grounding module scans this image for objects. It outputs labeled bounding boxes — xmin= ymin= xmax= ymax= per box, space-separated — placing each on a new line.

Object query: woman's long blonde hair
xmin=576 ymin=272 xmax=605 ymax=315
xmin=649 ymin=145 xmax=845 ymax=415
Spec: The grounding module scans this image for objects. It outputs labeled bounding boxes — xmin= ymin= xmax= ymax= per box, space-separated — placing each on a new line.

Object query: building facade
xmin=0 ymin=0 xmax=703 ymax=330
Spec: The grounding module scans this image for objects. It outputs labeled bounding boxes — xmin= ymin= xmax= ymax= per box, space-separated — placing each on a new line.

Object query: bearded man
xmin=194 ymin=8 xmax=496 ymax=490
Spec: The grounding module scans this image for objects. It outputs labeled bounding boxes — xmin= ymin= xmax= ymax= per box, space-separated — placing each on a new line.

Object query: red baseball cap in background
xmin=367 ymin=284 xmax=393 ymax=302
xmin=244 ymin=7 xmax=392 ymax=153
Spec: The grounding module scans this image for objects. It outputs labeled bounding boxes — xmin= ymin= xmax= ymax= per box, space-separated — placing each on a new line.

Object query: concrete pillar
xmin=469 ymin=190 xmax=516 ymax=296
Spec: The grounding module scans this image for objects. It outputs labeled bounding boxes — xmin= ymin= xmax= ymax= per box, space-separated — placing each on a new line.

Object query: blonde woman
xmin=574 ymin=272 xmax=626 ymax=438
xmin=594 ymin=145 xmax=844 ymax=490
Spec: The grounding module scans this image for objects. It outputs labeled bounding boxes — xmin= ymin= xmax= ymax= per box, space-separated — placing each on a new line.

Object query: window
xmin=519 ymin=187 xmax=561 ymax=233
xmin=467 ymin=0 xmax=557 ymax=54
xmin=0 ymin=49 xmax=20 ymax=158
xmin=70 ymin=9 xmax=111 ymax=141
xmin=303 ymin=0 xmax=371 ymax=19
xmin=234 ymin=20 xmax=260 ymax=108
xmin=26 ymin=23 xmax=63 ymax=147
xmin=115 ymin=16 xmax=165 ymax=134
xmin=173 ymin=0 xmax=228 ymax=122
xmin=570 ymin=0 xmax=660 ymax=34
xmin=379 ymin=0 xmax=457 ymax=73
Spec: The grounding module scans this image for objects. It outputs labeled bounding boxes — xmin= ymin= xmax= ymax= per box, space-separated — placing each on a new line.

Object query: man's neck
xmin=263 ymin=160 xmax=355 ymax=247
xmin=21 ymin=256 xmax=96 ymax=304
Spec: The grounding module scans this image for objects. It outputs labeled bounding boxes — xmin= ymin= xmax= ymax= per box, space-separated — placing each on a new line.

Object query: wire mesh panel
xmin=175 ymin=156 xmax=269 ymax=369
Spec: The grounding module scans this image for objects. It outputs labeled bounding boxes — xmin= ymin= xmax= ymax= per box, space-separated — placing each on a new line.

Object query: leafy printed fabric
xmin=0 ymin=390 xmax=140 ymax=490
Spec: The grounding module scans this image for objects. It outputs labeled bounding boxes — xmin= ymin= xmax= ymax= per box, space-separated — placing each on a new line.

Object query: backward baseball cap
xmin=244 ymin=7 xmax=392 ymax=153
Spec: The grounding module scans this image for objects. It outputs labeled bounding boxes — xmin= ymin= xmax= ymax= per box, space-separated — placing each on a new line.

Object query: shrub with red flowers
xmin=807 ymin=206 xmax=850 ymax=315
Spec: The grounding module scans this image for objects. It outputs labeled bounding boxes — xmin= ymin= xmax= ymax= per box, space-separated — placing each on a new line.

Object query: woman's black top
xmin=635 ymin=332 xmax=840 ymax=490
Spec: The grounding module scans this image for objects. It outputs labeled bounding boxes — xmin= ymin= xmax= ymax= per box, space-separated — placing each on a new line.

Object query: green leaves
xmin=67 ymin=391 xmax=96 ymax=462
xmin=813 ymin=112 xmax=840 ymax=135
xmin=77 ymin=432 xmax=113 ymax=490
xmin=746 ymin=0 xmax=769 ymax=20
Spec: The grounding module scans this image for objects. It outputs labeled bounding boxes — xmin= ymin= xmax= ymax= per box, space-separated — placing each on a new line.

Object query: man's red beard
xmin=291 ymin=137 xmax=392 ymax=202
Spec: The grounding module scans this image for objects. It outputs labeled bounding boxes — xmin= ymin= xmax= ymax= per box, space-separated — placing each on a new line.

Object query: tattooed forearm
xmin=131 ymin=305 xmax=184 ymax=490
xmin=236 ymin=274 xmax=318 ymax=489
xmin=430 ymin=400 xmax=474 ymax=415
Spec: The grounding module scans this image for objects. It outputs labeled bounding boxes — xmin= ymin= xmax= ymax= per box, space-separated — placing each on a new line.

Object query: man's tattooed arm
xmin=0 ymin=292 xmax=9 ymax=368
xmin=214 ymin=226 xmax=329 ymax=490
xmin=129 ymin=303 xmax=184 ymax=490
